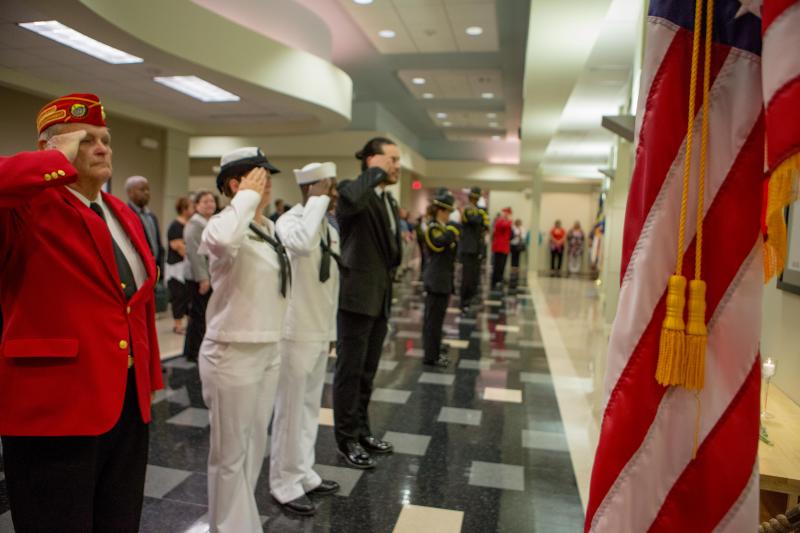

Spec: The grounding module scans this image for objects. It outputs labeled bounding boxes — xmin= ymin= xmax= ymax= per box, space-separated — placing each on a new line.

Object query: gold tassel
xmin=657 ymin=275 xmax=687 ymax=386
xmin=763 ymin=152 xmax=800 ymax=282
xmin=684 ymin=279 xmax=707 ymax=390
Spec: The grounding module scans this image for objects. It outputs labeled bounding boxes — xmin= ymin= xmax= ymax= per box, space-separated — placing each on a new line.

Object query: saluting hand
xmin=47 ymin=130 xmax=87 ymax=163
xmin=308 ymin=178 xmax=331 ymax=198
xmin=239 ymin=167 xmax=267 ymax=196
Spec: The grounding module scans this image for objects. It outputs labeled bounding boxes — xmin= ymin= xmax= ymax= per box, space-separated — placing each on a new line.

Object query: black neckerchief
xmin=248 ymin=222 xmax=292 ymax=298
xmin=319 ymin=224 xmax=341 ymax=282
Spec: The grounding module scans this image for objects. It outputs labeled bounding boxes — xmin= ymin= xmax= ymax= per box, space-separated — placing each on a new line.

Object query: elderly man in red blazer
xmin=0 ymin=93 xmax=163 ymax=533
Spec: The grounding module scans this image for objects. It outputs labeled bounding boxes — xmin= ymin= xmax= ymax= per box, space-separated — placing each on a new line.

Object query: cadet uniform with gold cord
xmin=422 ymin=189 xmax=460 ymax=368
xmin=458 ymin=186 xmax=489 ymax=311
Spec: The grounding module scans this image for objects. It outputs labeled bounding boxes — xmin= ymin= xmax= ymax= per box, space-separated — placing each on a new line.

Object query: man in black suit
xmin=126 ymin=175 xmax=164 ymax=272
xmin=333 ymin=137 xmax=402 ymax=469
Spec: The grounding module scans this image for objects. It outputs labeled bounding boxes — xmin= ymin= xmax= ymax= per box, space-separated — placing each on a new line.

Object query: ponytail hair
xmin=355 ymin=137 xmax=395 ymax=171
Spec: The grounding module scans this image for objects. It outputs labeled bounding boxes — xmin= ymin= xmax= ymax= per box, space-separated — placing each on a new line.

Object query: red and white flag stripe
xmin=586 ymin=5 xmax=766 ymax=532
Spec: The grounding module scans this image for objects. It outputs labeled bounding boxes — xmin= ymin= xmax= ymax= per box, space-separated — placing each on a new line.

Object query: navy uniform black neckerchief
xmin=248 ymin=222 xmax=292 ymax=298
xmin=319 ymin=224 xmax=341 ymax=283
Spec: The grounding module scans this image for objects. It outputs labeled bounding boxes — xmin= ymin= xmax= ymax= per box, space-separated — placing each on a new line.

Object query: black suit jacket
xmin=336 ymin=167 xmax=402 ymax=318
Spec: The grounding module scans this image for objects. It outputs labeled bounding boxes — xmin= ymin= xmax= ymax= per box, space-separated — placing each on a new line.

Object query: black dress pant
xmin=423 ymin=292 xmax=449 ymax=363
xmin=491 ymin=252 xmax=508 ymax=286
xmin=551 ymin=248 xmax=564 ymax=272
xmin=1 ymin=369 xmax=148 ymax=533
xmin=167 ymin=278 xmax=189 ymax=320
xmin=184 ymin=280 xmax=211 ymax=361
xmin=460 ymin=254 xmax=480 ymax=306
xmin=333 ymin=309 xmax=388 ymax=448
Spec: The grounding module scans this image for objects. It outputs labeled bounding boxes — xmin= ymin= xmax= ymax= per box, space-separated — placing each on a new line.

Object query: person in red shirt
xmin=0 ymin=94 xmax=162 ymax=533
xmin=549 ymin=219 xmax=567 ymax=276
xmin=491 ymin=207 xmax=513 ymax=287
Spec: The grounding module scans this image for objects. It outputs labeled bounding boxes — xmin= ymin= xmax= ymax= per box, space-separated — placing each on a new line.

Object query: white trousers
xmin=269 ymin=340 xmax=329 ymax=503
xmin=199 ymin=338 xmax=281 ymax=533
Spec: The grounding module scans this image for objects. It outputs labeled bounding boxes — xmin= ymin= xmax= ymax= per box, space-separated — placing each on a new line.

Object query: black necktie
xmin=381 ymin=192 xmax=399 ymax=260
xmin=320 ymin=226 xmax=331 ymax=283
xmin=89 ymin=202 xmax=137 ymax=300
xmin=248 ymin=222 xmax=292 ymax=298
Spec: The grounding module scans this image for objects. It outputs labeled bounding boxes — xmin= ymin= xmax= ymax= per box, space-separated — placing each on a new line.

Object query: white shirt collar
xmin=66 ymin=186 xmax=106 ymax=209
xmin=374 ymin=185 xmax=385 ymax=197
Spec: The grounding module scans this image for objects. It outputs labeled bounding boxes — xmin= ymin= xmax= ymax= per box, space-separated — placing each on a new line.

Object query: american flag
xmin=584 ymin=0 xmax=795 ymax=531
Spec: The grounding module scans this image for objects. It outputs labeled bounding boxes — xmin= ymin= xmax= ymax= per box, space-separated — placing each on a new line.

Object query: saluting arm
xmin=276 ymin=195 xmax=330 ymax=256
xmin=336 ymin=167 xmax=386 ymax=218
xmin=0 ymin=150 xmax=77 ymax=209
xmin=202 ymin=189 xmax=261 ymax=260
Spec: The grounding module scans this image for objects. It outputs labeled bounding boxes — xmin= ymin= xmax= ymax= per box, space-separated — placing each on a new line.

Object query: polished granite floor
xmin=0 ymin=272 xmax=585 ymax=533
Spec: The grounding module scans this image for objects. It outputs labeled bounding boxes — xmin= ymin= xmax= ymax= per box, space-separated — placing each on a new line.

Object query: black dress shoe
xmin=439 ymin=343 xmax=450 ymax=353
xmin=360 ymin=435 xmax=394 ymax=454
xmin=276 ymin=494 xmax=315 ymax=516
xmin=338 ymin=440 xmax=376 ymax=469
xmin=423 ymin=356 xmax=450 ymax=368
xmin=308 ymin=479 xmax=340 ymax=496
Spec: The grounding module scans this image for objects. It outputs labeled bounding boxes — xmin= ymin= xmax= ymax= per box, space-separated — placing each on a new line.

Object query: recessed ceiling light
xmin=492 ymin=135 xmax=502 ymax=140
xmin=378 ymin=29 xmax=396 ymax=38
xmin=18 ymin=20 xmax=143 ymax=64
xmin=465 ymin=26 xmax=484 ymax=36
xmin=154 ymin=76 xmax=240 ymax=102
xmin=487 ymin=112 xmax=497 ymax=118
xmin=436 ymin=112 xmax=447 ymax=118
xmin=489 ymin=122 xmax=499 ymax=127
xmin=412 ymin=77 xmax=426 ymax=85
xmin=353 ymin=0 xmax=373 ymax=4
xmin=443 ymin=121 xmax=452 ymax=127
xmin=422 ymin=93 xmax=434 ymax=99
xmin=481 ymin=92 xmax=494 ymax=99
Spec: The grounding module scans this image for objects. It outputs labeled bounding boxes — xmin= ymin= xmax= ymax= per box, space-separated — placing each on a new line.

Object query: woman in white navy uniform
xmin=198 ymin=147 xmax=291 ymax=533
xmin=270 ymin=162 xmax=341 ymax=516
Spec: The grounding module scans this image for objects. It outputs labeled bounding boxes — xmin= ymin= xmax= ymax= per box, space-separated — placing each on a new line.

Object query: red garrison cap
xmin=36 ymin=93 xmax=106 ymax=134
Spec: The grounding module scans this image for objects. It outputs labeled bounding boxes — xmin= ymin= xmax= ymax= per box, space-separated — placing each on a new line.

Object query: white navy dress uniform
xmin=270 ymin=162 xmax=340 ymax=504
xmin=198 ymin=147 xmax=288 ymax=533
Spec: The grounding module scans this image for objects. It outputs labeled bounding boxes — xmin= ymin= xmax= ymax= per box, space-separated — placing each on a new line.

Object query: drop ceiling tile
xmin=399 ymin=4 xmax=458 ymax=53
xmin=337 ymin=0 xmax=417 ymax=54
xmin=447 ymin=2 xmax=499 ymax=52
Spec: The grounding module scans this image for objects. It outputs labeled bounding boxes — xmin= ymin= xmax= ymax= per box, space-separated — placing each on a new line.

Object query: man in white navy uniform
xmin=270 ymin=162 xmax=342 ymax=516
xmin=198 ymin=147 xmax=290 ymax=533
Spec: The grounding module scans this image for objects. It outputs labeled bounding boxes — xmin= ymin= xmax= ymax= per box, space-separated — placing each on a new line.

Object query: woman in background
xmin=566 ymin=221 xmax=585 ymax=276
xmin=165 ymin=196 xmax=193 ymax=334
xmin=549 ymin=220 xmax=566 ymax=276
xmin=183 ymin=190 xmax=216 ymax=362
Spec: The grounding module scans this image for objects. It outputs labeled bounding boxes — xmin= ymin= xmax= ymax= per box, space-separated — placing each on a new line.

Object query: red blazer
xmin=0 ymin=150 xmax=163 ymax=436
xmin=492 ymin=218 xmax=512 ymax=254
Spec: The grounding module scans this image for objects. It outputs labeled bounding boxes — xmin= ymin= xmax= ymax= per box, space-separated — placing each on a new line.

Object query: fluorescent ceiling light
xmin=422 ymin=93 xmax=434 ymax=99
xmin=465 ymin=26 xmax=484 ymax=36
xmin=487 ymin=112 xmax=497 ymax=118
xmin=412 ymin=77 xmax=426 ymax=85
xmin=154 ymin=76 xmax=240 ymax=102
xmin=353 ymin=0 xmax=373 ymax=4
xmin=481 ymin=92 xmax=494 ymax=99
xmin=443 ymin=121 xmax=452 ymax=127
xmin=436 ymin=112 xmax=447 ymax=118
xmin=489 ymin=122 xmax=499 ymax=127
xmin=378 ymin=30 xmax=396 ymax=38
xmin=492 ymin=135 xmax=502 ymax=140
xmin=18 ymin=20 xmax=143 ymax=64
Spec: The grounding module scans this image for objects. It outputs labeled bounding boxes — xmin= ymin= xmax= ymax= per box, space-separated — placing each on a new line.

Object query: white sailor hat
xmin=216 ymin=147 xmax=280 ymax=193
xmin=293 ymin=162 xmax=336 ymax=185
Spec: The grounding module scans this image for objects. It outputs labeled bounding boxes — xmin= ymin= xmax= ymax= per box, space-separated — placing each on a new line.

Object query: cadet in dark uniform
xmin=458 ymin=186 xmax=489 ymax=312
xmin=422 ymin=189 xmax=460 ymax=368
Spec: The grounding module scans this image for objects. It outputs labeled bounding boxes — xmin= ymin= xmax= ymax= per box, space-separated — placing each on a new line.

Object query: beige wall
xmin=536 ymin=191 xmax=599 ymax=272
xmin=761 ymin=281 xmax=800 ymax=405
xmin=0 ymin=84 xmax=171 ymax=235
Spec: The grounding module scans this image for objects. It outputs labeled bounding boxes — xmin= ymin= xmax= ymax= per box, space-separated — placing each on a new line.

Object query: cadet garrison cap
xmin=216 ymin=147 xmax=280 ymax=193
xmin=36 ymin=93 xmax=106 ymax=134
xmin=433 ymin=188 xmax=455 ymax=211
xmin=469 ymin=186 xmax=482 ymax=197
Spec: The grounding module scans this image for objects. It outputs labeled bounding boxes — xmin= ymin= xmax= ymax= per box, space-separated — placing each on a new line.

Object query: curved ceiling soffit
xmin=79 ymin=0 xmax=352 ymax=131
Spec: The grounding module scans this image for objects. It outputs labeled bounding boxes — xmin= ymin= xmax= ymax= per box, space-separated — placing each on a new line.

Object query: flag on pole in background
xmin=583 ymin=0 xmax=794 ymax=530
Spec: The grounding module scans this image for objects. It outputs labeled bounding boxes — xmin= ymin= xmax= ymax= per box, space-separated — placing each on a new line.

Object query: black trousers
xmin=184 ymin=280 xmax=211 ymax=361
xmin=167 ymin=278 xmax=189 ymax=320
xmin=460 ymin=254 xmax=480 ymax=306
xmin=551 ymin=248 xmax=564 ymax=271
xmin=333 ymin=309 xmax=388 ymax=447
xmin=491 ymin=252 xmax=508 ymax=286
xmin=423 ymin=292 xmax=449 ymax=363
xmin=1 ymin=369 xmax=148 ymax=533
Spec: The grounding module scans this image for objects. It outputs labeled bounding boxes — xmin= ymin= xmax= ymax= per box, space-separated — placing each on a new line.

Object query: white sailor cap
xmin=293 ymin=162 xmax=336 ymax=185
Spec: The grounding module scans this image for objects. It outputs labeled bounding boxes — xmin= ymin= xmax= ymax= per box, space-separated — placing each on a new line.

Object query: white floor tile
xmin=393 ymin=505 xmax=464 ymax=533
